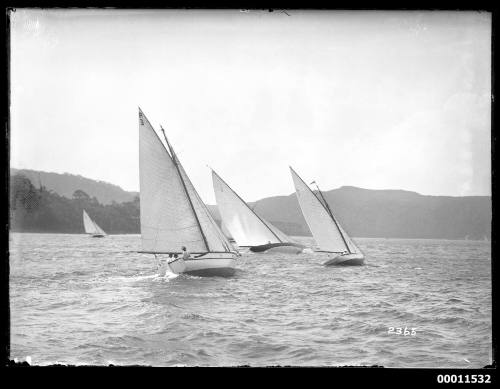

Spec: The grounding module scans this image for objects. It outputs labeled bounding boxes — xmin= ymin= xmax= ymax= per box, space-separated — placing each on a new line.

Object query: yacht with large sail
xmin=289 ymin=167 xmax=365 ymax=266
xmin=138 ymin=108 xmax=237 ymax=277
xmin=212 ymin=169 xmax=306 ymax=254
xmin=82 ymin=210 xmax=106 ymax=238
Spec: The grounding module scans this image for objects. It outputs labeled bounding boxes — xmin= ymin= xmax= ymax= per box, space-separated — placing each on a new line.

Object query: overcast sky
xmin=10 ymin=9 xmax=491 ymax=203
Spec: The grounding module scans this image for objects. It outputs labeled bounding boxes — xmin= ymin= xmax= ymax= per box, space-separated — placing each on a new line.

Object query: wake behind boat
xmin=82 ymin=210 xmax=106 ymax=238
xmin=138 ymin=108 xmax=237 ymax=277
xmin=289 ymin=167 xmax=365 ymax=266
xmin=212 ymin=169 xmax=306 ymax=254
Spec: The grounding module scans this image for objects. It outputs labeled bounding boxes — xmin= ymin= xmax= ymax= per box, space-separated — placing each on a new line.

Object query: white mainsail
xmin=138 ymin=108 xmax=232 ymax=253
xmin=290 ymin=167 xmax=360 ymax=254
xmin=220 ymin=221 xmax=234 ymax=241
xmin=212 ymin=170 xmax=293 ymax=247
xmin=82 ymin=210 xmax=106 ymax=235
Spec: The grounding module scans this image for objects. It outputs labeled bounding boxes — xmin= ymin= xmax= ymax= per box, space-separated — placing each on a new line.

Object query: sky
xmin=10 ymin=9 xmax=491 ymax=203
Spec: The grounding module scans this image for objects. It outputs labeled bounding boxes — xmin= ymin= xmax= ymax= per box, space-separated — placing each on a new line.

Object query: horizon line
xmin=9 ymin=166 xmax=492 ymax=199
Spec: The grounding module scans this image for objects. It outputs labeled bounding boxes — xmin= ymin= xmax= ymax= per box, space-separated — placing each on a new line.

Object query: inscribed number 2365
xmin=388 ymin=327 xmax=416 ymax=336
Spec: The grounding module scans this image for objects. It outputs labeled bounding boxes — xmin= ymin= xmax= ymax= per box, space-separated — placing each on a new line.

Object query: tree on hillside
xmin=10 ymin=174 xmax=41 ymax=212
xmin=73 ymin=189 xmax=90 ymax=200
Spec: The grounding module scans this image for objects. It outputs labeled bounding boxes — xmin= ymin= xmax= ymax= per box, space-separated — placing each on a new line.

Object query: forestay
xmin=212 ymin=170 xmax=292 ymax=247
xmin=176 ymin=162 xmax=233 ymax=252
xmin=336 ymin=218 xmax=360 ymax=253
xmin=290 ymin=167 xmax=358 ymax=254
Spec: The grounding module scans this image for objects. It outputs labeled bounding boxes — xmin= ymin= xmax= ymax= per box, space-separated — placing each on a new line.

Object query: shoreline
xmin=8 ymin=231 xmax=490 ymax=242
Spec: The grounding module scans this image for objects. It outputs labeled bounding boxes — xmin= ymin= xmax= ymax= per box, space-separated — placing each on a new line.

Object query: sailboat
xmin=212 ymin=169 xmax=306 ymax=254
xmin=138 ymin=108 xmax=237 ymax=277
xmin=82 ymin=210 xmax=106 ymax=238
xmin=289 ymin=167 xmax=365 ymax=266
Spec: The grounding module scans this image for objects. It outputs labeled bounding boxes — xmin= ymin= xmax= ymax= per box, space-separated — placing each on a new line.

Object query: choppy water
xmin=9 ymin=233 xmax=491 ymax=367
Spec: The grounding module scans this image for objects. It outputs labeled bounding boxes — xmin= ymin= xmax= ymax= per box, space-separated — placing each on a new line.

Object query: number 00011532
xmin=437 ymin=375 xmax=491 ymax=384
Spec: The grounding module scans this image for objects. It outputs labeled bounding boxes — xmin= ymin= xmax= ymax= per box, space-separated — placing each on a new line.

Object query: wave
xmin=107 ymin=274 xmax=159 ymax=283
xmin=9 ymin=235 xmax=491 ymax=368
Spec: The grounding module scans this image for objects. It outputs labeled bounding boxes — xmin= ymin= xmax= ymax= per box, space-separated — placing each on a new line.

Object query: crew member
xmin=181 ymin=246 xmax=191 ymax=260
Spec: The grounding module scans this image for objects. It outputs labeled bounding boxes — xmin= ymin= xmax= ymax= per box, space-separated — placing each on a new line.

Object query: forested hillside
xmin=9 ymin=171 xmax=491 ymax=240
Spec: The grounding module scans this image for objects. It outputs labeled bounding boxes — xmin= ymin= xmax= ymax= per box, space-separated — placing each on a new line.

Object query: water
xmin=9 ymin=233 xmax=491 ymax=367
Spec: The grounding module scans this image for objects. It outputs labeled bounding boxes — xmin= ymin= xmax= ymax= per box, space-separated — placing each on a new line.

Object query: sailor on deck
xmin=181 ymin=246 xmax=191 ymax=260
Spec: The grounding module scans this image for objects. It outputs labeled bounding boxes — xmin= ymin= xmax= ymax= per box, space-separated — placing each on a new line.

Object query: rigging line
xmin=201 ymin=172 xmax=233 ymax=253
xmin=312 ymin=182 xmax=351 ymax=254
xmin=201 ymin=197 xmax=232 ymax=253
xmin=290 ymin=166 xmax=350 ymax=254
xmin=314 ymin=184 xmax=362 ymax=255
xmin=212 ymin=169 xmax=283 ymax=243
xmin=160 ymin=125 xmax=210 ymax=252
xmin=183 ymin=165 xmax=231 ymax=252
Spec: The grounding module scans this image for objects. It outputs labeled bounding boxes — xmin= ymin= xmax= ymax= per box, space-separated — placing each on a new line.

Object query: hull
xmin=248 ymin=242 xmax=306 ymax=254
xmin=91 ymin=234 xmax=105 ymax=238
xmin=321 ymin=252 xmax=365 ymax=266
xmin=161 ymin=252 xmax=237 ymax=277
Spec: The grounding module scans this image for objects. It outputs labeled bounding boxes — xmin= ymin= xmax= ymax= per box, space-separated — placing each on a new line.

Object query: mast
xmin=312 ymin=182 xmax=351 ymax=254
xmin=290 ymin=166 xmax=350 ymax=254
xmin=191 ymin=179 xmax=233 ymax=253
xmin=160 ymin=126 xmax=210 ymax=252
xmin=212 ymin=169 xmax=283 ymax=243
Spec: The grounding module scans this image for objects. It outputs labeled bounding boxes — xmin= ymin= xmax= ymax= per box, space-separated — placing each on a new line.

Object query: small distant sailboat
xmin=289 ymin=167 xmax=365 ymax=266
xmin=82 ymin=210 xmax=106 ymax=238
xmin=212 ymin=169 xmax=306 ymax=254
xmin=138 ymin=108 xmax=237 ymax=277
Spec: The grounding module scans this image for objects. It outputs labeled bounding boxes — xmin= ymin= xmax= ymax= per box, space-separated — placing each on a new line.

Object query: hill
xmin=11 ymin=168 xmax=137 ymax=205
xmin=243 ymin=186 xmax=491 ymax=240
xmin=9 ymin=169 xmax=491 ymax=240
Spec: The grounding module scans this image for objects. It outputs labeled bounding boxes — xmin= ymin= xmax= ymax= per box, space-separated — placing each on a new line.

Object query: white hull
xmin=318 ymin=252 xmax=365 ymax=266
xmin=158 ymin=252 xmax=237 ymax=277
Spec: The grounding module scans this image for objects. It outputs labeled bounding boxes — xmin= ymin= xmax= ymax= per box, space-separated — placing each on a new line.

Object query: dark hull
xmin=184 ymin=267 xmax=236 ymax=277
xmin=249 ymin=242 xmax=305 ymax=253
xmin=92 ymin=234 xmax=105 ymax=238
xmin=329 ymin=257 xmax=365 ymax=266
xmin=322 ymin=253 xmax=365 ymax=266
